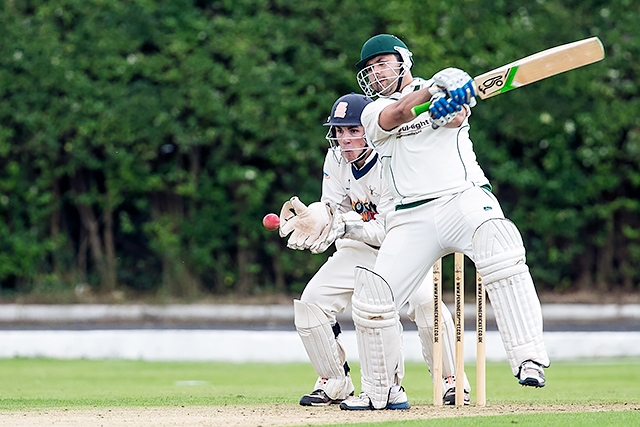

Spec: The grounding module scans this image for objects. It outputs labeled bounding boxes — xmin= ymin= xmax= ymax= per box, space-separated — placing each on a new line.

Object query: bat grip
xmin=411 ymin=101 xmax=431 ymax=117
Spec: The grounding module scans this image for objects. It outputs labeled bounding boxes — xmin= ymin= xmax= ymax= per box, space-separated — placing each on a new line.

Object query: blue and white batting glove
xmin=429 ymin=92 xmax=460 ymax=129
xmin=432 ymin=67 xmax=477 ymax=108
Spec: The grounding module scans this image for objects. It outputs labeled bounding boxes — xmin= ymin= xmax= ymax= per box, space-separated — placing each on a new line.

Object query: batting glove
xmin=428 ymin=92 xmax=461 ymax=129
xmin=432 ymin=67 xmax=477 ymax=108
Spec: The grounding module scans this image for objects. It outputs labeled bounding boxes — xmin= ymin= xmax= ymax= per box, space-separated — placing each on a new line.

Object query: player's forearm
xmin=343 ymin=219 xmax=386 ymax=247
xmin=443 ymin=104 xmax=470 ymax=128
xmin=378 ymin=88 xmax=433 ymax=130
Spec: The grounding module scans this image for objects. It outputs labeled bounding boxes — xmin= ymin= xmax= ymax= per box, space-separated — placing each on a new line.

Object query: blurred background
xmin=1 ymin=0 xmax=639 ymax=305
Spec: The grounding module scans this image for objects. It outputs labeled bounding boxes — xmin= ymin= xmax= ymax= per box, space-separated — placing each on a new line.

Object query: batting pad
xmin=472 ymin=219 xmax=550 ymax=375
xmin=352 ymin=267 xmax=404 ymax=409
xmin=294 ymin=300 xmax=351 ymax=399
xmin=413 ymin=302 xmax=456 ymax=379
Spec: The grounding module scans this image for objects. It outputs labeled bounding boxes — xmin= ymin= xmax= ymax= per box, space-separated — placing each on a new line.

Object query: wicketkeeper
xmin=279 ymin=93 xmax=471 ymax=408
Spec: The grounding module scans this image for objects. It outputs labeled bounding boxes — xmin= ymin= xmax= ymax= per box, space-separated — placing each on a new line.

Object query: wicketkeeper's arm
xmin=309 ymin=210 xmax=386 ymax=254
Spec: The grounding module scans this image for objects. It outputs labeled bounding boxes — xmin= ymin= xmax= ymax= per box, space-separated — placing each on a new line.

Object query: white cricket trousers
xmin=375 ymin=186 xmax=504 ymax=310
xmin=300 ymin=240 xmax=433 ymax=323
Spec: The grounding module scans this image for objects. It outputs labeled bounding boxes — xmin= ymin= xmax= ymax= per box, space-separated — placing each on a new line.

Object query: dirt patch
xmin=0 ymin=402 xmax=637 ymax=427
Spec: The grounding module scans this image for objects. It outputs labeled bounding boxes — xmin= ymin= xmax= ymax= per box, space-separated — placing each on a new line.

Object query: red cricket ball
xmin=262 ymin=213 xmax=280 ymax=231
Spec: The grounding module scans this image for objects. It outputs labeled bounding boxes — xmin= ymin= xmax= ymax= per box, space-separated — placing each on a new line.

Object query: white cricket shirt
xmin=361 ymin=77 xmax=489 ymax=207
xmin=320 ymin=148 xmax=394 ymax=247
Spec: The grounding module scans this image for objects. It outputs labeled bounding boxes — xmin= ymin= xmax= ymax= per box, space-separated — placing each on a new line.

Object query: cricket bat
xmin=411 ymin=36 xmax=605 ymax=116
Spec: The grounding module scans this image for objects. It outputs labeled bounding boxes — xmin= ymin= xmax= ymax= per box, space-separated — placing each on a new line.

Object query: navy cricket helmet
xmin=323 ymin=93 xmax=372 ymax=127
xmin=323 ymin=93 xmax=373 ymax=164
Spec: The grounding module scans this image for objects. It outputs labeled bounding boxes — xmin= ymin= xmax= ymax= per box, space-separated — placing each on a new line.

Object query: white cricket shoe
xmin=387 ymin=385 xmax=411 ymax=409
xmin=518 ymin=360 xmax=546 ymax=387
xmin=339 ymin=385 xmax=410 ymax=410
xmin=442 ymin=375 xmax=470 ymax=405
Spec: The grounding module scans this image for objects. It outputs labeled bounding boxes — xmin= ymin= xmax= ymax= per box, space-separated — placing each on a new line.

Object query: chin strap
xmin=348 ymin=148 xmax=372 ymax=166
xmin=393 ymin=76 xmax=404 ymax=95
xmin=392 ymin=47 xmax=413 ymax=95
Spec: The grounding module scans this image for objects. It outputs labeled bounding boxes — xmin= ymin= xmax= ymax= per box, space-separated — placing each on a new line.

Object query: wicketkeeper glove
xmin=309 ymin=211 xmax=364 ymax=254
xmin=279 ymin=196 xmax=331 ymax=250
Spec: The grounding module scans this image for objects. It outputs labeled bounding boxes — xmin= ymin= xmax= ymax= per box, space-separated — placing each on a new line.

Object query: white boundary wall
xmin=1 ymin=329 xmax=639 ymax=362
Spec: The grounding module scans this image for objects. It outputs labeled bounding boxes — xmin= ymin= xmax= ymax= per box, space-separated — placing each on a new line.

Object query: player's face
xmin=334 ymin=125 xmax=369 ymax=163
xmin=362 ymin=54 xmax=403 ymax=96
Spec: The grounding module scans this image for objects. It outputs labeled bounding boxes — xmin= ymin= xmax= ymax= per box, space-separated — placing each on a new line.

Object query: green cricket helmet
xmin=356 ymin=34 xmax=413 ymax=70
xmin=356 ymin=34 xmax=413 ymax=97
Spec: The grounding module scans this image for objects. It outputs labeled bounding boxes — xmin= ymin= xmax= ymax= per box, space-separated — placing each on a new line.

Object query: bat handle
xmin=411 ymin=101 xmax=431 ymax=117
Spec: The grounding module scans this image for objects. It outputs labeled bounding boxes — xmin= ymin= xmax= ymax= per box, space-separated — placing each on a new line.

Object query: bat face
xmin=475 ymin=67 xmax=519 ymax=99
xmin=410 ymin=37 xmax=605 ymax=117
xmin=473 ymin=37 xmax=604 ymax=100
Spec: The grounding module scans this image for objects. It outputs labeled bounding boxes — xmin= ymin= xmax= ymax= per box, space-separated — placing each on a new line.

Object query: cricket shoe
xmin=299 ymin=389 xmax=351 ymax=406
xmin=299 ymin=376 xmax=354 ymax=406
xmin=518 ymin=360 xmax=546 ymax=388
xmin=442 ymin=376 xmax=470 ymax=405
xmin=339 ymin=385 xmax=410 ymax=410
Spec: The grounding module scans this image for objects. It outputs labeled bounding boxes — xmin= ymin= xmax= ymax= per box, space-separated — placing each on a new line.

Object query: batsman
xmin=279 ymin=93 xmax=472 ymax=407
xmin=340 ymin=34 xmax=550 ymax=410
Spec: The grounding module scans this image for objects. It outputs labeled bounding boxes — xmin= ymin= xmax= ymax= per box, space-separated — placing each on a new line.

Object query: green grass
xmin=0 ymin=357 xmax=638 ymax=426
xmin=323 ymin=411 xmax=639 ymax=427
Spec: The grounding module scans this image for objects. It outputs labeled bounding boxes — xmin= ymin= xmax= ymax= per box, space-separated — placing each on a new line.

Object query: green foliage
xmin=0 ymin=0 xmax=639 ymax=297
